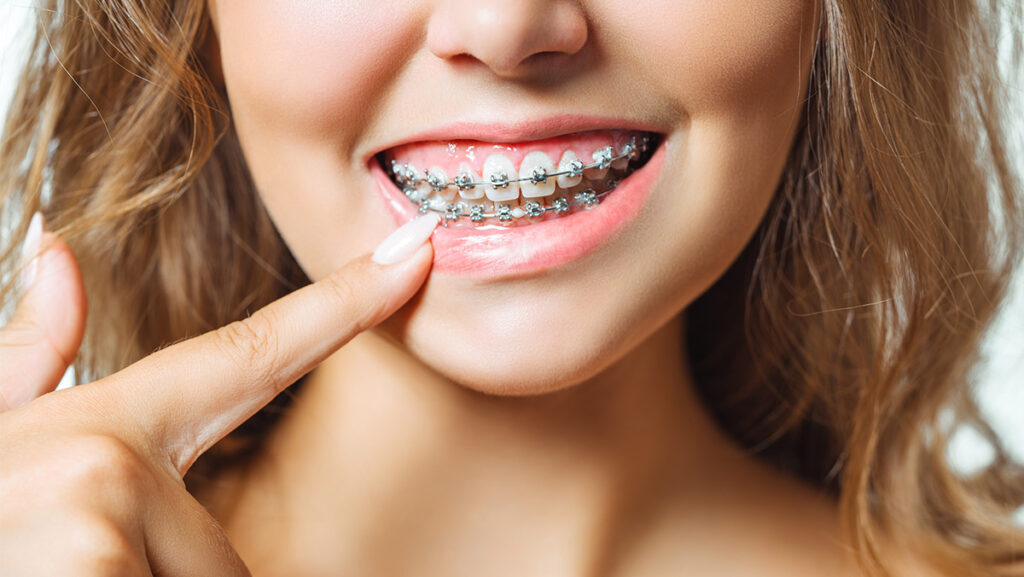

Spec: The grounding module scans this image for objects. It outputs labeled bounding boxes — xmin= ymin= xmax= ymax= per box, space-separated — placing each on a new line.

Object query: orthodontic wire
xmin=391 ymin=136 xmax=651 ymax=224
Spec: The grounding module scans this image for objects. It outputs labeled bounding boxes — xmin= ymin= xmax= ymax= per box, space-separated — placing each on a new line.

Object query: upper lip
xmin=363 ymin=113 xmax=666 ymax=165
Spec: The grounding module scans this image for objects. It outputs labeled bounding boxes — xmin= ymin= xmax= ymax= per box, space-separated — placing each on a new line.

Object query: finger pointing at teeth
xmin=94 ymin=213 xmax=439 ymax=475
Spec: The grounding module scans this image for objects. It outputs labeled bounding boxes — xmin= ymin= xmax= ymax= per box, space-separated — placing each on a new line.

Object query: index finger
xmin=99 ymin=233 xmax=435 ymax=476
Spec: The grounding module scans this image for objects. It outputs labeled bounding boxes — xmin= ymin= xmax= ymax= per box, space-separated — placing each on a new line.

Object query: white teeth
xmin=404 ymin=164 xmax=424 ymax=183
xmin=426 ymin=166 xmax=454 ymax=200
xmin=393 ymin=136 xmax=648 ymax=215
xmin=483 ymin=154 xmax=519 ymax=202
xmin=518 ymin=151 xmax=556 ymax=198
xmin=404 ymin=165 xmax=433 ymax=200
xmin=585 ymin=147 xmax=611 ymax=180
xmin=556 ymin=150 xmax=584 ymax=189
xmin=455 ymin=162 xmax=484 ymax=199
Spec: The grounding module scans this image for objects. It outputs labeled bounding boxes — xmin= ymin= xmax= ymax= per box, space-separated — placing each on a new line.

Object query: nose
xmin=426 ymin=0 xmax=589 ymax=78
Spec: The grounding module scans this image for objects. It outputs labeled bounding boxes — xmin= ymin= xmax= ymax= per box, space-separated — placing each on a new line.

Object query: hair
xmin=1 ymin=1 xmax=1022 ymax=575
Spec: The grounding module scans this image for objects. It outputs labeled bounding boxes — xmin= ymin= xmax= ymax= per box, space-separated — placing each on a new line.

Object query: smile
xmin=369 ymin=118 xmax=669 ymax=279
xmin=377 ymin=130 xmax=659 ymax=226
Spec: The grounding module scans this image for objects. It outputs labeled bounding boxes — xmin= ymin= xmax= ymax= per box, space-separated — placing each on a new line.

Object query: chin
xmin=409 ymin=333 xmax=617 ymax=397
xmin=379 ymin=267 xmax=692 ymax=398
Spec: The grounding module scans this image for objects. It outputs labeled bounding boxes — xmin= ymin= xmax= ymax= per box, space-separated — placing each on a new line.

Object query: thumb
xmin=0 ymin=214 xmax=87 ymax=411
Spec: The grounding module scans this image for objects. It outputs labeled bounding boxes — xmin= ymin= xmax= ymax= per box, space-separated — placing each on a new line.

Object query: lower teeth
xmin=406 ymin=179 xmax=618 ymax=226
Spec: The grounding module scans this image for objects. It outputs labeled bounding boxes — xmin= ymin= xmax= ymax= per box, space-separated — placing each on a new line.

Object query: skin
xmin=0 ymin=0 xmax=912 ymax=575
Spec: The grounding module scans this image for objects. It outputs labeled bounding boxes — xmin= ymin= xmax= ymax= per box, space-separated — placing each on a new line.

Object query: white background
xmin=1 ymin=3 xmax=1022 ymax=496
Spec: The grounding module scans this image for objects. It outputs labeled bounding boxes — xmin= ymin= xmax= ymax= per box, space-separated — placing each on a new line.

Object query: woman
xmin=0 ymin=0 xmax=1022 ymax=575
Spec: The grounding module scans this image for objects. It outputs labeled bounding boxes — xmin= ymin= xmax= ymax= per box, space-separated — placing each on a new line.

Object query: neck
xmin=216 ymin=313 xmax=748 ymax=575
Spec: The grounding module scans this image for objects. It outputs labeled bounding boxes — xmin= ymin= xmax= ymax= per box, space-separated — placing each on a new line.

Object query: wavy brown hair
xmin=1 ymin=1 xmax=1022 ymax=575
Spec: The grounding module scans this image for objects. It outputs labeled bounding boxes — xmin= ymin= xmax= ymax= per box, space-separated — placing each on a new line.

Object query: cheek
xmin=209 ymin=1 xmax=424 ymax=278
xmin=639 ymin=0 xmax=817 ymax=252
xmin=617 ymin=0 xmax=817 ymax=115
xmin=213 ymin=1 xmax=415 ymax=139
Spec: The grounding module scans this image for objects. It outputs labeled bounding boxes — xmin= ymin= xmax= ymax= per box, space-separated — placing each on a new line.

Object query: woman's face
xmin=207 ymin=1 xmax=818 ymax=394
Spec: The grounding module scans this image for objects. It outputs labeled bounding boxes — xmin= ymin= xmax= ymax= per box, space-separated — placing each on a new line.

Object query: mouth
xmin=375 ymin=129 xmax=660 ymax=226
xmin=369 ymin=122 xmax=668 ymax=279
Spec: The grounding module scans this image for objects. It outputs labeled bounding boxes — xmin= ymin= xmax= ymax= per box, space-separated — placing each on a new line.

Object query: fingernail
xmin=20 ymin=211 xmax=43 ymax=289
xmin=372 ymin=213 xmax=440 ymax=265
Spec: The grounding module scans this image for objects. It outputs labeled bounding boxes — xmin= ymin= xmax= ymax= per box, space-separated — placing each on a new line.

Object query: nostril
xmin=445 ymin=53 xmax=484 ymax=70
xmin=426 ymin=0 xmax=589 ymax=78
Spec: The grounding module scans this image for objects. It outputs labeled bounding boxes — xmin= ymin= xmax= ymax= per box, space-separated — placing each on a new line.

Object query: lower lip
xmin=370 ymin=139 xmax=667 ymax=279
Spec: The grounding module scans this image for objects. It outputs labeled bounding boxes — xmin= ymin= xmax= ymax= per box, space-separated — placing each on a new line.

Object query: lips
xmin=368 ymin=121 xmax=668 ymax=279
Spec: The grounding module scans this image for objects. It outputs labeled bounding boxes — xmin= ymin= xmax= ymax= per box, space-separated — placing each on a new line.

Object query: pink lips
xmin=370 ymin=126 xmax=667 ymax=279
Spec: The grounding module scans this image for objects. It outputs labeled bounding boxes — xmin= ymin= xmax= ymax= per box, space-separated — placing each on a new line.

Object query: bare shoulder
xmin=729 ymin=461 xmax=952 ymax=577
xmin=610 ymin=454 xmax=888 ymax=577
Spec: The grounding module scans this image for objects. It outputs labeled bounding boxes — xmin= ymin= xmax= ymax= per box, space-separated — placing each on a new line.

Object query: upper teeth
xmin=556 ymin=150 xmax=584 ymax=189
xmin=592 ymin=146 xmax=614 ymax=169
xmin=391 ymin=138 xmax=638 ymax=194
xmin=483 ymin=154 xmax=519 ymax=201
xmin=520 ymin=151 xmax=556 ymax=198
xmin=456 ymin=162 xmax=484 ymax=199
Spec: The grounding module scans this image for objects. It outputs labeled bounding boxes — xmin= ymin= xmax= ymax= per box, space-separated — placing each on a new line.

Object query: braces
xmin=420 ymin=182 xmax=617 ymax=225
xmin=389 ymin=135 xmax=651 ymax=225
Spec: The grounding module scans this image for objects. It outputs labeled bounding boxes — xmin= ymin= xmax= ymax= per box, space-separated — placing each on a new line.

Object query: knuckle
xmin=213 ymin=314 xmax=282 ymax=384
xmin=57 ymin=436 xmax=149 ymax=497
xmin=64 ymin=516 xmax=140 ymax=575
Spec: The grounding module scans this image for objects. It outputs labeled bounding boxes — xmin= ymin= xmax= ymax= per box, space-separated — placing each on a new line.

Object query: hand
xmin=0 ymin=213 xmax=438 ymax=575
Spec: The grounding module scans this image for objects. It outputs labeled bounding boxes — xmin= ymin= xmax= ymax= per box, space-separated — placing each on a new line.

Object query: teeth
xmin=444 ymin=203 xmax=462 ymax=221
xmin=403 ymin=186 xmax=427 ymax=203
xmin=426 ymin=166 xmax=454 ymax=200
xmin=388 ymin=132 xmax=654 ymax=224
xmin=391 ymin=160 xmax=405 ymax=182
xmin=584 ymin=146 xmax=612 ymax=180
xmin=468 ymin=203 xmax=486 ymax=222
xmin=402 ymin=165 xmax=433 ymax=200
xmin=518 ymin=151 xmax=556 ymax=198
xmin=404 ymin=164 xmax=424 ymax=186
xmin=592 ymin=146 xmax=614 ymax=169
xmin=576 ymin=189 xmax=599 ymax=209
xmin=524 ymin=200 xmax=545 ymax=218
xmin=584 ymin=165 xmax=608 ymax=180
xmin=611 ymin=143 xmax=633 ymax=170
xmin=483 ymin=154 xmax=519 ymax=202
xmin=556 ymin=150 xmax=584 ymax=189
xmin=455 ymin=162 xmax=484 ymax=199
xmin=495 ymin=204 xmax=514 ymax=223
xmin=428 ymin=196 xmax=447 ymax=210
xmin=402 ymin=163 xmax=422 ymax=183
